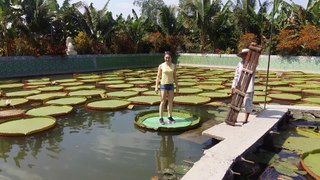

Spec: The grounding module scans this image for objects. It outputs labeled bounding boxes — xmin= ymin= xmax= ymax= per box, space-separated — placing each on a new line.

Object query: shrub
xmin=238 ymin=33 xmax=257 ymax=51
xmin=74 ymin=32 xmax=92 ymax=54
xmin=296 ymin=24 xmax=320 ymax=56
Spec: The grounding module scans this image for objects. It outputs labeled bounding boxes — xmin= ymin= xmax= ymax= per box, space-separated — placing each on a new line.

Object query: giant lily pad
xmin=0 ymin=109 xmax=26 ymax=119
xmin=26 ymin=105 xmax=73 ymax=117
xmin=302 ymin=89 xmax=320 ymax=95
xmin=5 ymin=89 xmax=41 ymax=97
xmin=0 ymin=98 xmax=29 ymax=107
xmin=45 ymin=97 xmax=87 ymax=106
xmin=301 ymin=149 xmax=320 ymax=179
xmin=134 ymin=110 xmax=200 ymax=131
xmin=271 ymin=87 xmax=301 ymax=93
xmin=125 ymin=87 xmax=149 ymax=93
xmin=178 ymin=82 xmax=196 ymax=87
xmin=106 ymin=83 xmax=134 ymax=89
xmin=268 ymin=93 xmax=301 ymax=101
xmin=60 ymin=82 xmax=84 ymax=86
xmin=85 ymin=99 xmax=131 ymax=110
xmin=0 ymin=83 xmax=24 ymax=89
xmin=128 ymin=96 xmax=161 ymax=105
xmin=96 ymin=80 xmax=125 ymax=86
xmin=68 ymin=89 xmax=106 ymax=96
xmin=178 ymin=88 xmax=203 ymax=94
xmin=106 ymin=91 xmax=139 ymax=98
xmin=174 ymin=95 xmax=211 ymax=105
xmin=0 ymin=116 xmax=56 ymax=136
xmin=302 ymin=97 xmax=320 ymax=104
xmin=64 ymin=85 xmax=96 ymax=91
xmin=26 ymin=92 xmax=67 ymax=101
xmin=253 ymin=96 xmax=272 ymax=104
xmin=37 ymin=86 xmax=64 ymax=92
xmin=198 ymin=92 xmax=231 ymax=99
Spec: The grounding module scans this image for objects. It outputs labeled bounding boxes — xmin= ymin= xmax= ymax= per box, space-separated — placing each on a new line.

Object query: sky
xmin=57 ymin=0 xmax=308 ymax=18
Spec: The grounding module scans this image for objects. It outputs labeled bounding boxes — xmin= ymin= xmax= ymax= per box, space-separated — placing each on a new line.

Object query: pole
xmin=264 ymin=0 xmax=277 ymax=109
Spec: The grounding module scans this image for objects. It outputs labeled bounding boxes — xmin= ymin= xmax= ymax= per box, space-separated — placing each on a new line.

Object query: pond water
xmin=0 ymin=81 xmax=221 ymax=180
xmin=1 ymin=67 xmax=319 ymax=180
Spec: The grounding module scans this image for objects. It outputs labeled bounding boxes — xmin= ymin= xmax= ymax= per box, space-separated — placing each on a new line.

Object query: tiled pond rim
xmin=182 ymin=105 xmax=320 ymax=180
xmin=0 ymin=54 xmax=319 ymax=78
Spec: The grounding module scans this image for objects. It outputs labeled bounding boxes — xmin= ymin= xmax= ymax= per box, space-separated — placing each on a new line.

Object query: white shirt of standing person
xmin=231 ymin=49 xmax=255 ymax=93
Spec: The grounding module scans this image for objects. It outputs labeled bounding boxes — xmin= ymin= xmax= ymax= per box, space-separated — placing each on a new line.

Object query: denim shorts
xmin=160 ymin=84 xmax=174 ymax=91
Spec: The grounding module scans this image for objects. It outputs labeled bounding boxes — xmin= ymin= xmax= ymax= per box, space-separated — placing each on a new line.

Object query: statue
xmin=66 ymin=36 xmax=77 ymax=55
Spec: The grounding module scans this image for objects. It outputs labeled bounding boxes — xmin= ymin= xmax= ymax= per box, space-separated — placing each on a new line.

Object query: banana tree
xmin=179 ymin=0 xmax=222 ymax=52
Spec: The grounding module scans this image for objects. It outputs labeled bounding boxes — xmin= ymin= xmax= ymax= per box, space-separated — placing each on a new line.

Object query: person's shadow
xmin=155 ymin=135 xmax=177 ymax=176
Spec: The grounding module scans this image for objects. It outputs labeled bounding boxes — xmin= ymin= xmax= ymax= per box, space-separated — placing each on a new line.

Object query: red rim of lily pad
xmin=0 ymin=109 xmax=26 ymax=119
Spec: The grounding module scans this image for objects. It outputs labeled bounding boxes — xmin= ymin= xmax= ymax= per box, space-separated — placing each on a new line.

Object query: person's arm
xmin=155 ymin=64 xmax=162 ymax=94
xmin=174 ymin=64 xmax=179 ymax=93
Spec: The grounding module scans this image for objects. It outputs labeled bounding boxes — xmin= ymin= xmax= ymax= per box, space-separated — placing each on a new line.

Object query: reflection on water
xmin=156 ymin=135 xmax=177 ymax=177
xmin=0 ymin=103 xmax=218 ymax=180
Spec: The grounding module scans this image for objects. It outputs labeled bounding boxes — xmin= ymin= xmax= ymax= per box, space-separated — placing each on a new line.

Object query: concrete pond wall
xmin=0 ymin=53 xmax=319 ymax=78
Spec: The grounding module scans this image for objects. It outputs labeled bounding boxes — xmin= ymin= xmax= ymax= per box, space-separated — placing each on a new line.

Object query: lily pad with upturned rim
xmin=106 ymin=83 xmax=134 ymax=89
xmin=198 ymin=92 xmax=231 ymax=99
xmin=271 ymin=87 xmax=302 ymax=93
xmin=64 ymin=85 xmax=96 ymax=91
xmin=268 ymin=93 xmax=301 ymax=101
xmin=253 ymin=96 xmax=272 ymax=104
xmin=0 ymin=109 xmax=26 ymax=119
xmin=68 ymin=89 xmax=106 ymax=97
xmin=85 ymin=99 xmax=131 ymax=110
xmin=128 ymin=96 xmax=161 ymax=105
xmin=37 ymin=86 xmax=64 ymax=92
xmin=45 ymin=97 xmax=87 ymax=106
xmin=173 ymin=95 xmax=211 ymax=105
xmin=302 ymin=89 xmax=320 ymax=95
xmin=26 ymin=92 xmax=68 ymax=101
xmin=5 ymin=90 xmax=41 ymax=97
xmin=0 ymin=116 xmax=56 ymax=136
xmin=26 ymin=105 xmax=73 ymax=117
xmin=125 ymin=87 xmax=149 ymax=93
xmin=301 ymin=149 xmax=320 ymax=179
xmin=0 ymin=83 xmax=24 ymax=89
xmin=0 ymin=98 xmax=29 ymax=107
xmin=178 ymin=88 xmax=203 ymax=94
xmin=302 ymin=97 xmax=320 ymax=104
xmin=106 ymin=91 xmax=139 ymax=98
xmin=134 ymin=110 xmax=200 ymax=132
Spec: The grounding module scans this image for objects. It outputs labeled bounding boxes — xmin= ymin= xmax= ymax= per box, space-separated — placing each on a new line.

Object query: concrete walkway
xmin=182 ymin=105 xmax=320 ymax=180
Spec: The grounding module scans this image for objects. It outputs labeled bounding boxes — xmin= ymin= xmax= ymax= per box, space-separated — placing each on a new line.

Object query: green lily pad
xmin=125 ymin=87 xmax=149 ymax=93
xmin=253 ymin=96 xmax=272 ymax=104
xmin=106 ymin=91 xmax=139 ymax=98
xmin=26 ymin=105 xmax=73 ymax=117
xmin=106 ymin=83 xmax=134 ymax=89
xmin=68 ymin=89 xmax=106 ymax=96
xmin=76 ymin=74 xmax=101 ymax=79
xmin=60 ymin=82 xmax=84 ymax=86
xmin=0 ymin=83 xmax=24 ymax=89
xmin=134 ymin=110 xmax=200 ymax=131
xmin=141 ymin=90 xmax=158 ymax=96
xmin=174 ymin=95 xmax=211 ymax=105
xmin=128 ymin=96 xmax=161 ymax=105
xmin=178 ymin=88 xmax=203 ymax=94
xmin=302 ymin=97 xmax=320 ymax=104
xmin=64 ymin=85 xmax=96 ymax=91
xmin=271 ymin=87 xmax=301 ymax=93
xmin=25 ymin=81 xmax=51 ymax=86
xmin=26 ymin=92 xmax=67 ymax=101
xmin=195 ymin=85 xmax=225 ymax=91
xmin=127 ymin=80 xmax=152 ymax=86
xmin=301 ymin=149 xmax=320 ymax=179
xmin=45 ymin=97 xmax=87 ymax=106
xmin=85 ymin=99 xmax=131 ymax=110
xmin=198 ymin=92 xmax=231 ymax=99
xmin=55 ymin=78 xmax=77 ymax=83
xmin=268 ymin=93 xmax=301 ymax=101
xmin=96 ymin=80 xmax=125 ymax=85
xmin=5 ymin=90 xmax=41 ymax=97
xmin=0 ymin=98 xmax=29 ymax=107
xmin=0 ymin=116 xmax=56 ymax=136
xmin=302 ymin=89 xmax=320 ymax=95
xmin=178 ymin=82 xmax=196 ymax=87
xmin=37 ymin=86 xmax=64 ymax=92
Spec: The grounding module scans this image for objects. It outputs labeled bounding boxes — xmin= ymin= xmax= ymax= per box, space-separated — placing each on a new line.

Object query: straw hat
xmin=237 ymin=48 xmax=250 ymax=57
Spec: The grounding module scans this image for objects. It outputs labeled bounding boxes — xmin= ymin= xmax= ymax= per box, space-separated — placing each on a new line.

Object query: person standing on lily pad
xmin=155 ymin=51 xmax=179 ymax=125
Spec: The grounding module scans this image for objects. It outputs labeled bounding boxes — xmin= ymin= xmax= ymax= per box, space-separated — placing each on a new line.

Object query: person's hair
xmin=164 ymin=51 xmax=172 ymax=56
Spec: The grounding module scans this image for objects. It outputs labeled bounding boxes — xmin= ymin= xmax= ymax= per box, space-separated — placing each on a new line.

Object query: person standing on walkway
xmin=155 ymin=51 xmax=179 ymax=125
xmin=231 ymin=47 xmax=255 ymax=124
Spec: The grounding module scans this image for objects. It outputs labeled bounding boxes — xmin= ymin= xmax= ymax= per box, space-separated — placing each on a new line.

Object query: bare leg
xmin=243 ymin=112 xmax=250 ymax=124
xmin=167 ymin=90 xmax=174 ymax=117
xmin=159 ymin=90 xmax=168 ymax=123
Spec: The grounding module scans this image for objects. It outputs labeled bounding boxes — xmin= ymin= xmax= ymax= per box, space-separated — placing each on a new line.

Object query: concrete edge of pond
xmin=182 ymin=105 xmax=320 ymax=180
